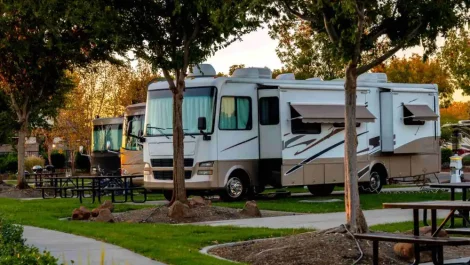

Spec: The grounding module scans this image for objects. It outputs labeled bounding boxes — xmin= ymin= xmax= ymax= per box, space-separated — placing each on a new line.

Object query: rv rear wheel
xmin=163 ymin=190 xmax=173 ymax=201
xmin=220 ymin=176 xmax=247 ymax=201
xmin=307 ymin=184 xmax=335 ymax=196
xmin=359 ymin=171 xmax=384 ymax=193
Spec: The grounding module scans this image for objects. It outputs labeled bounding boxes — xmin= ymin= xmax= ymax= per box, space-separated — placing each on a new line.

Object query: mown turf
xmin=214 ymin=190 xmax=456 ymax=213
xmin=0 ymin=198 xmax=306 ymax=265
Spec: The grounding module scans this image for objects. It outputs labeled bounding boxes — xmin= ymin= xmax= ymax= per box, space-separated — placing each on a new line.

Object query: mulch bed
xmin=113 ymin=205 xmax=296 ymax=224
xmin=0 ymin=181 xmax=43 ymax=198
xmin=210 ymin=232 xmax=470 ymax=265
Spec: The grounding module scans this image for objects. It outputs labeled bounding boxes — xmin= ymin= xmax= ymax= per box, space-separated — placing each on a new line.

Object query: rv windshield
xmin=122 ymin=115 xmax=144 ymax=151
xmin=93 ymin=124 xmax=122 ymax=152
xmin=146 ymin=87 xmax=216 ymax=136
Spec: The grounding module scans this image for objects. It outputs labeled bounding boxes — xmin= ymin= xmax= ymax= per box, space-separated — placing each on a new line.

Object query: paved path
xmin=23 ymin=226 xmax=165 ymax=265
xmin=195 ymin=208 xmax=449 ymax=230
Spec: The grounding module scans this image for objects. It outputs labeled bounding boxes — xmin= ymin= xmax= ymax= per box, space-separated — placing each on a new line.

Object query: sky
xmin=204 ymin=27 xmax=470 ymax=102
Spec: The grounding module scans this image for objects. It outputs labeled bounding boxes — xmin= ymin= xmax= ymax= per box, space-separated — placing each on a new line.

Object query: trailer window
xmin=259 ymin=97 xmax=279 ymax=125
xmin=333 ymin=122 xmax=360 ymax=128
xmin=403 ymin=107 xmax=425 ymax=126
xmin=290 ymin=106 xmax=321 ymax=134
xmin=219 ymin=97 xmax=252 ymax=130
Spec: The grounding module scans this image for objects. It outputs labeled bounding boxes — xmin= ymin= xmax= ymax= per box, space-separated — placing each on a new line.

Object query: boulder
xmin=189 ymin=196 xmax=211 ymax=207
xmin=240 ymin=200 xmax=262 ymax=217
xmin=71 ymin=208 xmax=83 ymax=220
xmin=100 ymin=200 xmax=114 ymax=212
xmin=394 ymin=226 xmax=448 ymax=261
xmin=168 ymin=201 xmax=191 ymax=219
xmin=91 ymin=208 xmax=100 ymax=217
xmin=95 ymin=208 xmax=114 ymax=223
xmin=79 ymin=206 xmax=91 ymax=220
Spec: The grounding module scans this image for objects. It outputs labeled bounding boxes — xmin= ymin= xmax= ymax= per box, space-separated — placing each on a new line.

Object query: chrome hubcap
xmin=227 ymin=177 xmax=243 ymax=198
xmin=370 ymin=172 xmax=381 ymax=191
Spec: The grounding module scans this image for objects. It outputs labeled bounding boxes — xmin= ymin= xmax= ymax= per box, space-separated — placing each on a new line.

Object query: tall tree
xmin=228 ymin=64 xmax=246 ymax=76
xmin=373 ymin=54 xmax=453 ymax=107
xmin=118 ymin=0 xmax=261 ymax=206
xmin=0 ymin=1 xmax=125 ymax=188
xmin=440 ymin=28 xmax=470 ymax=96
xmin=262 ymin=0 xmax=470 ymax=233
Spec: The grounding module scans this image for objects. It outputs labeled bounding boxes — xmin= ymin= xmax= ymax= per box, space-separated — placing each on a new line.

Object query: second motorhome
xmin=121 ymin=103 xmax=146 ymax=185
xmin=91 ymin=117 xmax=123 ymax=175
xmin=142 ymin=65 xmax=440 ymax=201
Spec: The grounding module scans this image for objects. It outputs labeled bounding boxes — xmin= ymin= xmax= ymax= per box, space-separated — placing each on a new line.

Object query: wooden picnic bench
xmin=430 ymin=183 xmax=470 ymax=227
xmin=355 ymin=232 xmax=470 ymax=265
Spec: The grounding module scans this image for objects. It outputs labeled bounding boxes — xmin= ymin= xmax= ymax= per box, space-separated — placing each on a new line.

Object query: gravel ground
xmin=210 ymin=232 xmax=470 ymax=265
xmin=0 ymin=182 xmax=44 ymax=198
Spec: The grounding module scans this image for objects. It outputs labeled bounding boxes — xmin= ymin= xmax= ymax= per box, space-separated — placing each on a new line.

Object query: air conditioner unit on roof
xmin=357 ymin=73 xmax=387 ymax=83
xmin=232 ymin=67 xmax=272 ymax=79
xmin=187 ymin=64 xmax=216 ymax=77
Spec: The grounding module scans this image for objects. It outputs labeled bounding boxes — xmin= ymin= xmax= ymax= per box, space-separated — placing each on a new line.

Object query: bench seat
xmin=445 ymin=228 xmax=470 ymax=235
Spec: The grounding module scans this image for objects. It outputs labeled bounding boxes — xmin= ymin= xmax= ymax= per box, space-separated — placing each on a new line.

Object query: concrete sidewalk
xmin=23 ymin=226 xmax=165 ymax=265
xmin=195 ymin=208 xmax=449 ymax=230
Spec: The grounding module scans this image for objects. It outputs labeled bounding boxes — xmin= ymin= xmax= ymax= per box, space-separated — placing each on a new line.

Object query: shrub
xmin=0 ymin=154 xmax=17 ymax=174
xmin=50 ymin=151 xmax=66 ymax=169
xmin=441 ymin=148 xmax=453 ymax=165
xmin=463 ymin=156 xmax=470 ymax=166
xmin=75 ymin=152 xmax=90 ymax=171
xmin=0 ymin=218 xmax=59 ymax=265
xmin=24 ymin=156 xmax=45 ymax=173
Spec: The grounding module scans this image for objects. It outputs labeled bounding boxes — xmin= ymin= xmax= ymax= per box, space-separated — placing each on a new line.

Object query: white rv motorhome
xmin=143 ymin=65 xmax=440 ymax=201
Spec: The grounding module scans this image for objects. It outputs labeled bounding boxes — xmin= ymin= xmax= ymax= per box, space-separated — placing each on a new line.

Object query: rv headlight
xmin=199 ymin=161 xmax=214 ymax=167
xmin=197 ymin=170 xmax=213 ymax=175
xmin=92 ymin=167 xmax=97 ymax=173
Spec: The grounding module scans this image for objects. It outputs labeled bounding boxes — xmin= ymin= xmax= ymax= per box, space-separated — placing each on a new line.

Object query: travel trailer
xmin=121 ymin=103 xmax=146 ymax=185
xmin=442 ymin=120 xmax=470 ymax=155
xmin=142 ymin=65 xmax=440 ymax=201
xmin=91 ymin=117 xmax=124 ymax=175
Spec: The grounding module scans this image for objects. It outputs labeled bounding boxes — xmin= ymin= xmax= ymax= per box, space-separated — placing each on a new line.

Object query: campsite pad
xmin=0 ymin=182 xmax=44 ymax=198
xmin=113 ymin=205 xmax=294 ymax=224
xmin=210 ymin=232 xmax=470 ymax=265
xmin=299 ymin=199 xmax=342 ymax=203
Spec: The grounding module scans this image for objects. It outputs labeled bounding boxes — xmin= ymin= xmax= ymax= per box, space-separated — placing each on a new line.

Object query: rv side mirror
xmin=79 ymin=146 xmax=84 ymax=154
xmin=106 ymin=140 xmax=111 ymax=150
xmin=198 ymin=117 xmax=207 ymax=131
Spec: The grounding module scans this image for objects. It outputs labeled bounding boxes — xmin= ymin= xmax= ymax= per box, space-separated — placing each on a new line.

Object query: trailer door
xmin=257 ymin=87 xmax=282 ymax=187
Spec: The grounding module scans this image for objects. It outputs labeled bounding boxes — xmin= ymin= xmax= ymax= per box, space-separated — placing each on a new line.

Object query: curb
xmin=199 ymin=237 xmax=282 ymax=264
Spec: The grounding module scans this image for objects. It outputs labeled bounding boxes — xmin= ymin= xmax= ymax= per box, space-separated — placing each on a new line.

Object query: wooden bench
xmin=101 ymin=187 xmax=147 ymax=203
xmin=355 ymin=232 xmax=470 ymax=265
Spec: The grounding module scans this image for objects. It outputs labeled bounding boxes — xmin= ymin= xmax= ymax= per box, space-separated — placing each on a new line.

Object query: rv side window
xmin=219 ymin=96 xmax=252 ymax=130
xmin=259 ymin=97 xmax=279 ymax=125
xmin=333 ymin=123 xmax=360 ymax=128
xmin=403 ymin=107 xmax=425 ymax=126
xmin=290 ymin=106 xmax=321 ymax=134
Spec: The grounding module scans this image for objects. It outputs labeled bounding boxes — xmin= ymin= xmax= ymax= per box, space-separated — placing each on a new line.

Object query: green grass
xmin=0 ymin=198 xmax=306 ymax=265
xmin=264 ymin=184 xmax=419 ymax=194
xmin=214 ymin=191 xmax=457 ymax=214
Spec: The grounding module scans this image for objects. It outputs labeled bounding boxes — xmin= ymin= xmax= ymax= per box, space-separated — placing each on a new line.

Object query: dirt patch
xmin=113 ymin=205 xmax=297 ymax=224
xmin=0 ymin=182 xmax=44 ymax=198
xmin=209 ymin=232 xmax=470 ymax=265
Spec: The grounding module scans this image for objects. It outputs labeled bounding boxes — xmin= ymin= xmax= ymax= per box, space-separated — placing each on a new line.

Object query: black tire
xmin=359 ymin=171 xmax=384 ymax=193
xmin=219 ymin=176 xmax=247 ymax=202
xmin=163 ymin=190 xmax=173 ymax=201
xmin=307 ymin=184 xmax=335 ymax=196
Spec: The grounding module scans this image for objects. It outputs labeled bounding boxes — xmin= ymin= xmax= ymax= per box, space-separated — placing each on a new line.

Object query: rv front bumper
xmin=143 ymin=175 xmax=218 ymax=190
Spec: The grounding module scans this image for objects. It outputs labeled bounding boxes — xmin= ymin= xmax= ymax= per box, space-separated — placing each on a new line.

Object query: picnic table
xmin=37 ymin=175 xmax=146 ymax=203
xmin=430 ymin=183 xmax=470 ymax=227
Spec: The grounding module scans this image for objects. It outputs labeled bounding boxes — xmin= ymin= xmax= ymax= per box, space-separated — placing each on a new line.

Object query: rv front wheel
xmin=220 ymin=176 xmax=247 ymax=201
xmin=307 ymin=184 xmax=335 ymax=196
xmin=359 ymin=171 xmax=384 ymax=193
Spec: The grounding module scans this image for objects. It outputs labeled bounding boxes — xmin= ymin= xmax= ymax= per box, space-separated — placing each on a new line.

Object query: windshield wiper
xmin=147 ymin=126 xmax=170 ymax=139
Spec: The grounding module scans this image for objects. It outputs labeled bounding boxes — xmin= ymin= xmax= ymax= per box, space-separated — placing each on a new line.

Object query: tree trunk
xmin=16 ymin=119 xmax=29 ymax=189
xmin=47 ymin=142 xmax=52 ymax=165
xmin=344 ymin=63 xmax=368 ymax=233
xmin=171 ymin=79 xmax=188 ymax=205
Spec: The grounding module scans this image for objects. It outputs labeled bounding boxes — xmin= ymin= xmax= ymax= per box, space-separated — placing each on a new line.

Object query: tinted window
xmin=403 ymin=106 xmax=425 ymax=126
xmin=259 ymin=97 xmax=280 ymax=125
xmin=290 ymin=106 xmax=321 ymax=134
xmin=219 ymin=97 xmax=252 ymax=130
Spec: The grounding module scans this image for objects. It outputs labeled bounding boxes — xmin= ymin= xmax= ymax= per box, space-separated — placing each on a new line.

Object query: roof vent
xmin=306 ymin=77 xmax=323 ymax=81
xmin=358 ymin=73 xmax=387 ymax=83
xmin=276 ymin=73 xmax=295 ymax=80
xmin=187 ymin=64 xmax=216 ymax=78
xmin=232 ymin=67 xmax=272 ymax=79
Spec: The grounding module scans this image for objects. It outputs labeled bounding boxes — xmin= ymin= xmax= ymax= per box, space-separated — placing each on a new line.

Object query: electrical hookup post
xmin=450 ymin=155 xmax=463 ymax=192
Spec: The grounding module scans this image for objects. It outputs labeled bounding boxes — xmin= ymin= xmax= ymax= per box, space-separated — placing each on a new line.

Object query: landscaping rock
xmin=79 ymin=206 xmax=91 ymax=220
xmin=168 ymin=201 xmax=191 ymax=219
xmin=95 ymin=208 xmax=114 ymax=223
xmin=189 ymin=196 xmax=211 ymax=207
xmin=394 ymin=226 xmax=448 ymax=261
xmin=91 ymin=208 xmax=100 ymax=217
xmin=100 ymin=200 xmax=114 ymax=212
xmin=71 ymin=208 xmax=83 ymax=220
xmin=240 ymin=200 xmax=262 ymax=217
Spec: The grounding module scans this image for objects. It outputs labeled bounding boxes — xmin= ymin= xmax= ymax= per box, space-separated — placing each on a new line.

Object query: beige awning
xmin=403 ymin=104 xmax=438 ymax=121
xmin=290 ymin=104 xmax=376 ymax=123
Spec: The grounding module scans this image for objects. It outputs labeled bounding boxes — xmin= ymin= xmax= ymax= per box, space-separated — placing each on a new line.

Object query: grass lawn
xmin=264 ymin=184 xmax=419 ymax=194
xmin=0 ymin=198 xmax=306 ymax=265
xmin=214 ymin=191 xmax=457 ymax=214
